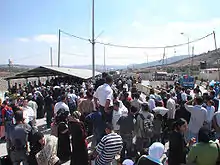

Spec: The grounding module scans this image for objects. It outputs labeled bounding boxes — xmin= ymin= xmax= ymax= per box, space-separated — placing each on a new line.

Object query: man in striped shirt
xmin=95 ymin=122 xmax=123 ymax=165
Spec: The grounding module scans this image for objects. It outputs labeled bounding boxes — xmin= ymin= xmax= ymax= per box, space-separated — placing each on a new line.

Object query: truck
xmin=179 ymin=75 xmax=195 ymax=89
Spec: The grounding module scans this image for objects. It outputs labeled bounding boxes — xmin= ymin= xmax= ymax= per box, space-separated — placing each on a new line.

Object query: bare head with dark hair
xmin=105 ymin=75 xmax=113 ymax=85
xmin=105 ymin=122 xmax=114 ymax=134
xmin=195 ymin=96 xmax=204 ymax=105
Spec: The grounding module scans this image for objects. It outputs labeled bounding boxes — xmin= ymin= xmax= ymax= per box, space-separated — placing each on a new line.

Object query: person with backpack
xmin=135 ymin=103 xmax=154 ymax=153
xmin=117 ymin=106 xmax=137 ymax=163
xmin=8 ymin=110 xmax=31 ymax=165
xmin=1 ymin=101 xmax=14 ymax=154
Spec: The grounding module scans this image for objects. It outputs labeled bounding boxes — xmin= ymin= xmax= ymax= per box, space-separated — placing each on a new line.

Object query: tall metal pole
xmin=104 ymin=46 xmax=106 ymax=72
xmin=58 ymin=29 xmax=61 ymax=67
xmin=50 ymin=47 xmax=53 ymax=67
xmin=187 ymin=37 xmax=191 ymax=75
xmin=191 ymin=46 xmax=194 ymax=75
xmin=213 ymin=31 xmax=217 ymax=50
xmin=213 ymin=31 xmax=220 ymax=80
xmin=92 ymin=0 xmax=95 ymax=79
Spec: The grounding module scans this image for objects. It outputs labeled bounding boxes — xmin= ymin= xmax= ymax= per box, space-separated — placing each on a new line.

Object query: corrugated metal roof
xmin=5 ymin=66 xmax=101 ymax=80
xmin=43 ymin=66 xmax=101 ymax=79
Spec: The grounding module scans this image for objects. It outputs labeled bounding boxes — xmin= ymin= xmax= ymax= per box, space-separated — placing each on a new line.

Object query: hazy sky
xmin=1 ymin=0 xmax=220 ymax=67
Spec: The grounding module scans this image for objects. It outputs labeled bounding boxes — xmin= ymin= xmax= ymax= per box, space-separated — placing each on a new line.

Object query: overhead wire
xmin=60 ymin=29 xmax=214 ymax=50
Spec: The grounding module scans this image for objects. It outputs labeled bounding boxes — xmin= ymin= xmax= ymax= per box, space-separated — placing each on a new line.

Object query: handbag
xmin=215 ymin=143 xmax=220 ymax=165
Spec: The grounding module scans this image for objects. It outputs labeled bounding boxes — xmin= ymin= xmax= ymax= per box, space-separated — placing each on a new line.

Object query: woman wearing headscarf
xmin=187 ymin=127 xmax=219 ymax=165
xmin=168 ymin=118 xmax=189 ymax=165
xmin=68 ymin=111 xmax=88 ymax=165
xmin=34 ymin=133 xmax=60 ymax=165
xmin=29 ymin=132 xmax=45 ymax=165
xmin=136 ymin=142 xmax=165 ymax=165
xmin=57 ymin=108 xmax=71 ymax=162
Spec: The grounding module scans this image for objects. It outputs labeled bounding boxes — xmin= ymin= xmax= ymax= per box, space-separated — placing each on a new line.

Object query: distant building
xmin=199 ymin=68 xmax=219 ymax=81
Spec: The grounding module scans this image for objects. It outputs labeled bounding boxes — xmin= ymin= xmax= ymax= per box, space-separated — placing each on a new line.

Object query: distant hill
xmin=128 ymin=55 xmax=190 ymax=69
xmin=0 ymin=48 xmax=219 ymax=73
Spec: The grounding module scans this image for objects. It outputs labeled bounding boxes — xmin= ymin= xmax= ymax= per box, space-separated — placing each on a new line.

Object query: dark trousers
xmin=120 ymin=134 xmax=133 ymax=163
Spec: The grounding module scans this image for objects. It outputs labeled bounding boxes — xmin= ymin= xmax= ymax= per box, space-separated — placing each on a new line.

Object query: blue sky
xmin=1 ymin=0 xmax=220 ymax=66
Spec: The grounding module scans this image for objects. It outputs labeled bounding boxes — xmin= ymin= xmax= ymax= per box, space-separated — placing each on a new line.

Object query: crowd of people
xmin=0 ymin=72 xmax=220 ymax=165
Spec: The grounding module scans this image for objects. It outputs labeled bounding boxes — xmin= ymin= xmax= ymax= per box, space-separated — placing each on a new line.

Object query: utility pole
xmin=92 ymin=0 xmax=95 ymax=79
xmin=191 ymin=46 xmax=194 ymax=76
xmin=104 ymin=46 xmax=106 ymax=72
xmin=213 ymin=31 xmax=220 ymax=80
xmin=162 ymin=47 xmax=166 ymax=68
xmin=58 ymin=29 xmax=61 ymax=67
xmin=8 ymin=59 xmax=12 ymax=89
xmin=50 ymin=47 xmax=53 ymax=67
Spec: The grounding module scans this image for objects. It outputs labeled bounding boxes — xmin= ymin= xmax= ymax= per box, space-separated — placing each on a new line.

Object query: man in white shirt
xmin=112 ymin=101 xmax=128 ymax=133
xmin=166 ymin=93 xmax=176 ymax=119
xmin=22 ymin=99 xmax=35 ymax=125
xmin=54 ymin=95 xmax=69 ymax=116
xmin=185 ymin=96 xmax=207 ymax=141
xmin=27 ymin=94 xmax=38 ymax=125
xmin=94 ymin=75 xmax=114 ymax=123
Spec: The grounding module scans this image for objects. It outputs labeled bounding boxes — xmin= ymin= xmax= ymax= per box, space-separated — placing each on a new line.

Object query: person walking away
xmin=94 ymin=75 xmax=114 ymax=123
xmin=112 ymin=100 xmax=128 ymax=134
xmin=35 ymin=134 xmax=60 ymax=165
xmin=67 ymin=89 xmax=78 ymax=115
xmin=85 ymin=110 xmax=106 ymax=145
xmin=57 ymin=108 xmax=71 ymax=163
xmin=212 ymin=110 xmax=220 ymax=139
xmin=68 ymin=111 xmax=88 ymax=165
xmin=136 ymin=142 xmax=165 ymax=165
xmin=205 ymin=99 xmax=215 ymax=130
xmin=44 ymin=92 xmax=54 ymax=128
xmin=22 ymin=99 xmax=35 ymax=125
xmin=8 ymin=111 xmax=31 ymax=165
xmin=27 ymin=94 xmax=38 ymax=127
xmin=1 ymin=101 xmax=14 ymax=153
xmin=54 ymin=95 xmax=69 ymax=116
xmin=35 ymin=91 xmax=44 ymax=119
xmin=28 ymin=132 xmax=45 ymax=165
xmin=93 ymin=122 xmax=123 ymax=165
xmin=130 ymin=93 xmax=143 ymax=112
xmin=135 ymin=103 xmax=154 ymax=153
xmin=184 ymin=96 xmax=207 ymax=141
xmin=148 ymin=95 xmax=156 ymax=112
xmin=117 ymin=106 xmax=137 ymax=163
xmin=187 ymin=127 xmax=219 ymax=165
xmin=210 ymin=90 xmax=219 ymax=112
xmin=166 ymin=93 xmax=176 ymax=130
xmin=168 ymin=118 xmax=191 ymax=165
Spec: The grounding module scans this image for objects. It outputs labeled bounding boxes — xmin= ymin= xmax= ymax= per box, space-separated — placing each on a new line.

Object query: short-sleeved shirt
xmin=96 ymin=133 xmax=123 ymax=165
xmin=187 ymin=141 xmax=219 ymax=165
xmin=9 ymin=123 xmax=31 ymax=149
xmin=94 ymin=83 xmax=113 ymax=107
xmin=117 ymin=114 xmax=135 ymax=135
xmin=185 ymin=104 xmax=207 ymax=134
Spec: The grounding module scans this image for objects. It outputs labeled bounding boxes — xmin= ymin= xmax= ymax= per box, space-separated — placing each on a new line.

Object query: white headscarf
xmin=148 ymin=142 xmax=165 ymax=160
xmin=122 ymin=159 xmax=134 ymax=165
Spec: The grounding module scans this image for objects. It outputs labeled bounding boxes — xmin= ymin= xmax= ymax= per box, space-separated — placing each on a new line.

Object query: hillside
xmin=136 ymin=48 xmax=220 ymax=73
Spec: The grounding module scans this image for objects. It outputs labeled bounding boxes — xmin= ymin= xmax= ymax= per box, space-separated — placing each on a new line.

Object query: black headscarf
xmin=32 ymin=132 xmax=44 ymax=144
xmin=198 ymin=127 xmax=211 ymax=143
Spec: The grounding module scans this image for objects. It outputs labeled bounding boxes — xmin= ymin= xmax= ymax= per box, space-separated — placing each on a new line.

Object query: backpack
xmin=5 ymin=109 xmax=13 ymax=121
xmin=139 ymin=114 xmax=154 ymax=138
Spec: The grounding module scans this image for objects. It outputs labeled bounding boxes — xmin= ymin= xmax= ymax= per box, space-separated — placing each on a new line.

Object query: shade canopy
xmin=5 ymin=66 xmax=101 ymax=80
